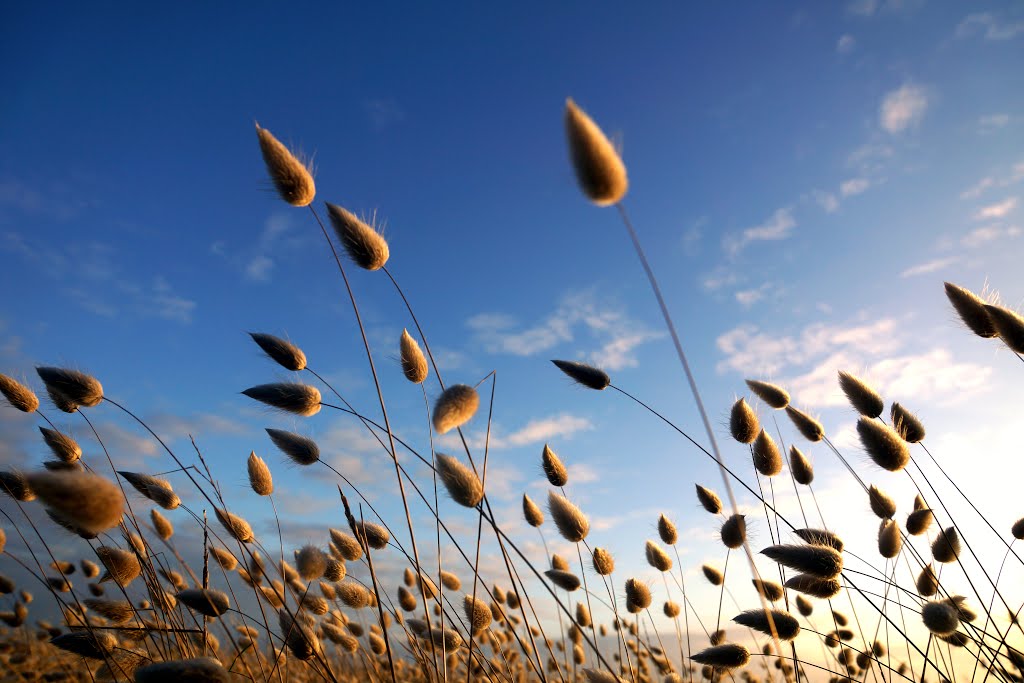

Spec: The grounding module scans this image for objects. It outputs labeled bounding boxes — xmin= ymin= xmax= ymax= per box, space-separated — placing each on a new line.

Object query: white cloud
xmin=813 ymin=190 xmax=839 ymax=213
xmin=961 ymin=224 xmax=1022 ymax=248
xmin=467 ymin=290 xmax=662 ymax=370
xmin=724 ymin=207 xmax=796 ymax=255
xmin=975 ymin=197 xmax=1018 ymax=220
xmin=245 ymin=255 xmax=274 ymax=282
xmin=840 ymin=178 xmax=870 ymax=197
xmin=955 ymin=13 xmax=1024 ymax=41
xmin=961 ymin=176 xmax=996 ymax=200
xmin=879 ymin=84 xmax=929 ymax=134
xmin=438 ymin=413 xmax=593 ymax=452
xmin=961 ymin=162 xmax=1024 ymax=200
xmin=900 ymin=256 xmax=958 ymax=278
xmin=701 ymin=267 xmax=740 ymax=292
xmin=837 ymin=34 xmax=856 ymax=53
xmin=735 ymin=283 xmax=773 ymax=308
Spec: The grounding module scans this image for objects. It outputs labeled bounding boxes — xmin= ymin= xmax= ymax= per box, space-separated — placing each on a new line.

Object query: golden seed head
xmin=436 ymin=453 xmax=484 ymax=508
xmin=27 ymin=471 xmax=123 ymax=535
xmin=729 ymin=398 xmax=759 ymax=444
xmin=891 ymin=402 xmax=926 ymax=443
xmin=691 ymin=643 xmax=750 ymax=669
xmin=247 ymin=451 xmax=273 ymax=496
xmin=696 ymin=484 xmax=723 ymax=514
xmin=752 ymin=429 xmax=782 ymax=476
xmin=36 ymin=367 xmax=103 ymax=408
xmin=255 ymin=124 xmax=315 ymax=207
xmin=150 ymin=509 xmax=173 ymax=541
xmin=432 ymin=384 xmax=480 ymax=434
xmin=720 ymin=514 xmax=746 ymax=549
xmin=330 ymin=529 xmax=364 ymax=561
xmin=592 ymin=547 xmax=615 ymax=576
xmin=243 ymin=383 xmax=321 ymax=417
xmin=400 ymin=329 xmax=429 ymax=384
xmin=523 ymin=493 xmax=545 ymax=527
xmin=249 ymin=332 xmax=307 ymax=371
xmin=702 ymin=564 xmax=724 ymax=586
xmin=564 ymin=98 xmax=628 ymax=207
xmin=944 ymin=282 xmax=997 ymax=338
xmin=789 ymin=446 xmax=814 ymax=485
xmin=95 ymin=546 xmax=142 ymax=587
xmin=464 ymin=595 xmax=492 ymax=634
xmin=785 ymin=405 xmax=824 ymax=442
xmin=984 ymin=304 xmax=1024 ymax=353
xmin=541 ymin=444 xmax=569 ymax=487
xmin=551 ymin=359 xmax=611 ymax=390
xmin=878 ymin=519 xmax=902 ymax=559
xmin=0 ymin=374 xmax=38 ymax=413
xmin=545 ymin=569 xmax=581 ymax=592
xmin=838 ymin=371 xmax=884 ymax=418
xmin=932 ymin=527 xmax=961 ymax=563
xmin=296 ymin=545 xmax=327 ymax=581
xmin=922 ymin=600 xmax=959 ymax=635
xmin=325 ymin=202 xmax=390 ymax=271
xmin=624 ymin=578 xmax=651 ymax=610
xmin=177 ymin=588 xmax=231 ymax=618
xmin=733 ymin=609 xmax=801 ymax=640
xmin=745 ymin=379 xmax=790 ymax=409
xmin=917 ymin=563 xmax=939 ymax=597
xmin=857 ymin=417 xmax=910 ymax=472
xmin=215 ymin=508 xmax=254 ymax=543
xmin=265 ymin=428 xmax=320 ymax=465
xmin=657 ymin=513 xmax=678 ymax=545
xmin=547 ymin=491 xmax=589 ymax=543
xmin=868 ymin=485 xmax=896 ymax=519
xmin=645 ymin=540 xmax=673 ymax=572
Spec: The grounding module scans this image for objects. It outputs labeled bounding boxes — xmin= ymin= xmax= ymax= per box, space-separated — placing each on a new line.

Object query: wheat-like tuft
xmin=752 ymin=579 xmax=785 ymax=602
xmin=788 ymin=446 xmax=814 ymax=485
xmin=720 ymin=514 xmax=746 ymax=549
xmin=917 ymin=564 xmax=939 ymax=596
xmin=785 ymin=406 xmax=824 ymax=442
xmin=762 ymin=544 xmax=842 ymax=579
xmin=792 ymin=528 xmax=844 ymax=551
xmin=985 ymin=304 xmax=1024 ymax=353
xmin=796 ymin=594 xmax=813 ymax=616
xmin=83 ymin=598 xmax=133 ymax=623
xmin=547 ymin=491 xmax=589 ymax=543
xmin=118 ymin=471 xmax=180 ymax=510
xmin=664 ymin=600 xmax=681 ymax=618
xmin=784 ymin=574 xmax=841 ymax=599
xmin=907 ymin=508 xmax=933 ymax=536
xmin=944 ymin=282 xmax=997 ymax=338
xmin=177 ymin=588 xmax=231 ymax=617
xmin=50 ymin=631 xmax=117 ymax=660
xmin=752 ymin=429 xmax=782 ymax=476
xmin=857 ymin=417 xmax=910 ymax=472
xmin=464 ymin=594 xmax=492 ymax=634
xmin=436 ymin=453 xmax=484 ymax=507
xmin=551 ymin=359 xmax=610 ymax=390
xmin=733 ymin=609 xmax=800 ymax=640
xmin=244 ymin=383 xmax=321 ymax=417
xmin=249 ymin=332 xmax=307 ymax=371
xmin=878 ymin=519 xmax=902 ymax=558
xmin=891 ymin=402 xmax=926 ymax=443
xmin=255 ymin=124 xmax=315 ymax=207
xmin=922 ymin=600 xmax=960 ymax=635
xmin=432 ymin=384 xmax=479 ymax=434
xmin=745 ymin=379 xmax=789 ymax=409
xmin=582 ymin=670 xmax=624 ymax=683
xmin=150 ymin=509 xmax=173 ymax=540
xmin=658 ymin=513 xmax=678 ymax=545
xmin=541 ymin=444 xmax=569 ymax=487
xmin=440 ymin=570 xmax=460 ymax=590
xmin=215 ymin=508 xmax=254 ymax=543
xmin=592 ymin=547 xmax=615 ymax=576
xmin=545 ymin=569 xmax=581 ymax=592
xmin=325 ymin=202 xmax=390 ymax=270
xmin=0 ymin=374 xmax=38 ymax=413
xmin=691 ymin=643 xmax=750 ymax=669
xmin=330 ymin=529 xmax=364 ymax=560
xmin=27 ymin=471 xmax=123 ymax=535
xmin=522 ymin=493 xmax=544 ymax=527
xmin=296 ymin=545 xmax=327 ymax=581
xmin=696 ymin=484 xmax=723 ymax=514
xmin=932 ymin=526 xmax=961 ymax=563
xmin=645 ymin=540 xmax=673 ymax=572
xmin=625 ymin=578 xmax=652 ymax=610
xmin=210 ymin=547 xmax=237 ymax=571
xmin=279 ymin=609 xmax=322 ymax=660
xmin=324 ymin=558 xmax=346 ymax=582
xmin=394 ymin=328 xmax=431 ymax=384
xmin=95 ymin=546 xmax=141 ymax=587
xmin=38 ymin=427 xmax=81 ymax=463
xmin=246 ymin=451 xmax=274 ymax=496
xmin=729 ymin=398 xmax=759 ymax=444
xmin=35 ymin=367 xmax=103 ymax=412
xmin=838 ymin=371 xmax=884 ymax=418
xmin=355 ymin=520 xmax=390 ymax=549
xmin=564 ymin=98 xmax=628 ymax=206
xmin=265 ymin=428 xmax=320 ymax=466
xmin=868 ymin=485 xmax=896 ymax=519
xmin=702 ymin=564 xmax=724 ymax=586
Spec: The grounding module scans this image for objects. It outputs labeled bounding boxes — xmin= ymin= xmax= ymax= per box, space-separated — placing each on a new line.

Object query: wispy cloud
xmin=961 ymin=162 xmax=1024 ymax=200
xmin=836 ymin=34 xmax=856 ymax=53
xmin=879 ymin=84 xmax=929 ymax=134
xmin=960 ymin=224 xmax=1021 ymax=248
xmin=723 ymin=207 xmax=796 ymax=255
xmin=955 ymin=13 xmax=1024 ymax=41
xmin=701 ymin=267 xmax=740 ymax=292
xmin=735 ymin=283 xmax=774 ymax=308
xmin=974 ymin=197 xmax=1018 ymax=221
xmin=978 ymin=113 xmax=1011 ymax=133
xmin=900 ymin=256 xmax=958 ymax=278
xmin=840 ymin=178 xmax=870 ymax=197
xmin=438 ymin=412 xmax=592 ymax=452
xmin=467 ymin=290 xmax=662 ymax=370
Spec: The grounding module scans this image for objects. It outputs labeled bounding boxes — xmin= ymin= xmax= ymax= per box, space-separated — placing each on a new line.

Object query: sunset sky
xmin=1 ymin=1 xmax=1022 ymax=663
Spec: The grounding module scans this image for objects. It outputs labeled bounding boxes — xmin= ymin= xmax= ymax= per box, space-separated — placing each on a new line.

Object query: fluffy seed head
xmin=545 ymin=569 xmax=581 ymax=591
xmin=95 ymin=546 xmax=141 ymax=587
xmin=664 ymin=600 xmax=681 ymax=618
xmin=440 ymin=570 xmax=460 ymax=590
xmin=465 ymin=595 xmax=492 ymax=634
xmin=325 ymin=202 xmax=390 ymax=270
xmin=721 ymin=514 xmax=746 ymax=549
xmin=210 ymin=547 xmax=237 ymax=571
xmin=753 ymin=579 xmax=785 ymax=602
xmin=785 ymin=574 xmax=841 ymax=599
xmin=355 ymin=521 xmax=390 ymax=550
xmin=541 ymin=444 xmax=569 ymax=487
xmin=266 ymin=428 xmax=320 ymax=466
xmin=745 ymin=380 xmax=789 ymax=409
xmin=337 ymin=580 xmax=370 ymax=608
xmin=249 ymin=332 xmax=306 ymax=371
xmin=278 ymin=609 xmax=322 ymax=660
xmin=564 ymin=98 xmax=628 ymax=206
xmin=785 ymin=406 xmax=823 ymax=442
xmin=789 ymin=446 xmax=814 ymax=485
xmin=944 ymin=282 xmax=997 ymax=338
xmin=330 ymin=529 xmax=364 ymax=560
xmin=548 ymin=491 xmax=589 ymax=543
xmin=733 ymin=609 xmax=800 ymax=640
xmin=432 ymin=384 xmax=479 ymax=434
xmin=246 ymin=451 xmax=273 ymax=496
xmin=645 ymin=540 xmax=673 ymax=572
xmin=399 ymin=329 xmax=428 ymax=384
xmin=625 ymin=578 xmax=651 ymax=610
xmin=658 ymin=513 xmax=678 ymax=545
xmin=118 ymin=471 xmax=180 ymax=510
xmin=84 ymin=598 xmax=133 ymax=623
xmin=0 ymin=374 xmax=38 ymax=413
xmin=691 ymin=644 xmax=750 ymax=669
xmin=891 ymin=403 xmax=926 ymax=443
xmin=922 ymin=600 xmax=960 ymax=635
xmin=730 ymin=398 xmax=759 ymax=444
xmin=592 ymin=547 xmax=615 ymax=575
xmin=762 ymin=544 xmax=842 ymax=579
xmin=868 ymin=485 xmax=896 ymax=519
xmin=551 ymin=359 xmax=610 ymax=390
xmin=244 ymin=384 xmax=321 ymax=417
xmin=796 ymin=594 xmax=813 ymax=617
xmin=985 ymin=304 xmax=1024 ymax=353
xmin=255 ymin=124 xmax=315 ymax=207
xmin=1012 ymin=517 xmax=1024 ymax=540
xmin=878 ymin=519 xmax=902 ymax=558
xmin=792 ymin=528 xmax=844 ymax=552
xmin=752 ymin=429 xmax=782 ymax=476
xmin=523 ymin=493 xmax=544 ymax=527
xmin=932 ymin=527 xmax=961 ymax=563
xmin=50 ymin=631 xmax=117 ymax=660
xmin=46 ymin=384 xmax=78 ymax=413
xmin=35 ymin=367 xmax=103 ymax=407
xmin=177 ymin=589 xmax=231 ymax=617
xmin=907 ymin=508 xmax=934 ymax=536
xmin=702 ymin=564 xmax=724 ymax=586
xmin=857 ymin=418 xmax=910 ymax=472
xmin=917 ymin=564 xmax=939 ymax=597
xmin=38 ymin=427 xmax=81 ymax=463
xmin=324 ymin=558 xmax=346 ymax=582
xmin=296 ymin=545 xmax=327 ymax=581
xmin=151 ymin=509 xmax=173 ymax=540
xmin=838 ymin=371 xmax=884 ymax=418
xmin=28 ymin=471 xmax=123 ymax=535
xmin=436 ymin=453 xmax=484 ymax=507
xmin=215 ymin=508 xmax=254 ymax=543
xmin=696 ymin=484 xmax=722 ymax=514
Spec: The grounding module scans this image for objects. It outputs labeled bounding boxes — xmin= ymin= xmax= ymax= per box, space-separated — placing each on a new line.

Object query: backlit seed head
xmin=1012 ymin=517 xmax=1024 ymax=540
xmin=922 ymin=600 xmax=960 ymax=635
xmin=916 ymin=564 xmax=939 ymax=597
xmin=624 ymin=578 xmax=651 ymax=610
xmin=745 ymin=380 xmax=789 ymax=409
xmin=35 ymin=367 xmax=103 ymax=408
xmin=266 ymin=428 xmax=320 ymax=465
xmin=733 ymin=609 xmax=800 ymax=640
xmin=752 ymin=429 xmax=782 ymax=476
xmin=868 ymin=485 xmax=896 ymax=519
xmin=730 ymin=398 xmax=759 ymax=444
xmin=399 ymin=329 xmax=428 ymax=384
xmin=244 ymin=384 xmax=321 ymax=417
xmin=296 ymin=545 xmax=327 ymax=581
xmin=696 ymin=485 xmax=722 ymax=514
xmin=838 ymin=371 xmax=884 ymax=418
xmin=932 ymin=527 xmax=961 ymax=563
xmin=355 ymin=521 xmax=390 ymax=550
xmin=752 ymin=579 xmax=784 ymax=602
xmin=28 ymin=471 xmax=123 ymax=535
xmin=326 ymin=202 xmax=390 ymax=271
xmin=255 ymin=124 xmax=315 ymax=207
xmin=784 ymin=574 xmax=841 ymax=599
xmin=792 ymin=528 xmax=844 ymax=552
xmin=702 ymin=564 xmax=724 ymax=586
xmin=249 ymin=332 xmax=306 ymax=371
xmin=785 ymin=405 xmax=824 ymax=442
xmin=151 ymin=509 xmax=173 ymax=541
xmin=795 ymin=595 xmax=813 ymax=617
xmin=247 ymin=451 xmax=273 ymax=496
xmin=38 ymin=427 xmax=81 ymax=463
xmin=878 ymin=519 xmax=902 ymax=559
xmin=541 ymin=444 xmax=569 ymax=487
xmin=944 ymin=282 xmax=997 ymax=338
xmin=0 ymin=374 xmax=38 ymax=413
xmin=721 ymin=514 xmax=746 ymax=549
xmin=330 ymin=529 xmax=364 ymax=561
xmin=592 ymin=547 xmax=615 ymax=576
xmin=548 ymin=491 xmax=589 ymax=543
xmin=985 ymin=304 xmax=1024 ymax=353
xmin=658 ymin=513 xmax=678 ymax=545
xmin=432 ymin=384 xmax=479 ymax=434
xmin=857 ymin=418 xmax=910 ymax=472
xmin=545 ymin=569 xmax=581 ymax=592
xmin=523 ymin=493 xmax=544 ymax=527
xmin=177 ymin=589 xmax=231 ymax=618
xmin=762 ymin=544 xmax=842 ymax=579
xmin=551 ymin=359 xmax=610 ymax=390
xmin=691 ymin=644 xmax=750 ymax=669
xmin=645 ymin=540 xmax=673 ymax=572
xmin=564 ymin=98 xmax=628 ymax=207
xmin=436 ymin=453 xmax=484 ymax=508
xmin=95 ymin=546 xmax=142 ymax=587
xmin=891 ymin=403 xmax=926 ymax=443
xmin=664 ymin=601 xmax=681 ymax=618
xmin=215 ymin=508 xmax=254 ymax=543
xmin=789 ymin=446 xmax=814 ymax=485
xmin=907 ymin=508 xmax=934 ymax=536
xmin=465 ymin=595 xmax=492 ymax=634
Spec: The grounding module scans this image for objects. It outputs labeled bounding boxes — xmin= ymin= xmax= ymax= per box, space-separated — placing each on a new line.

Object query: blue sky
xmin=1 ymin=0 xmax=1023 ymax=662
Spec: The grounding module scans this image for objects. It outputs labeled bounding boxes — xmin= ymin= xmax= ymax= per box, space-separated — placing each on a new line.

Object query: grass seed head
xmin=465 ymin=595 xmax=492 ymax=634
xmin=215 ymin=507 xmax=254 ymax=543
xmin=890 ymin=403 xmax=926 ymax=443
xmin=985 ymin=304 xmax=1024 ymax=353
xmin=752 ymin=579 xmax=785 ymax=602
xmin=592 ymin=547 xmax=615 ymax=576
xmin=436 ymin=453 xmax=484 ymax=507
xmin=330 ymin=529 xmax=364 ymax=560
xmin=551 ymin=359 xmax=610 ymax=390
xmin=792 ymin=527 xmax=844 ymax=552
xmin=432 ymin=384 xmax=480 ymax=434
xmin=95 ymin=546 xmax=141 ymax=587
xmin=702 ymin=564 xmax=724 ymax=586
xmin=548 ymin=491 xmax=589 ymax=543
xmin=49 ymin=631 xmax=117 ymax=660
xmin=762 ymin=544 xmax=842 ymax=579
xmin=564 ymin=98 xmax=628 ymax=206
xmin=868 ymin=485 xmax=897 ymax=519
xmin=785 ymin=406 xmax=824 ymax=442
xmin=545 ymin=569 xmax=581 ymax=592
xmin=118 ymin=471 xmax=180 ymax=510
xmin=752 ymin=429 xmax=782 ymax=476
xmin=691 ymin=643 xmax=750 ymax=669
xmin=745 ymin=380 xmax=790 ymax=409
xmin=325 ymin=202 xmax=390 ymax=270
xmin=244 ymin=383 xmax=321 ymax=417
xmin=248 ymin=332 xmax=306 ymax=371
xmin=399 ymin=329 xmax=429 ymax=384
xmin=151 ymin=509 xmax=173 ymax=540
xmin=625 ymin=578 xmax=652 ymax=610
xmin=255 ymin=124 xmax=315 ymax=207
xmin=523 ymin=493 xmax=545 ymax=527
xmin=0 ymin=470 xmax=35 ymax=502
xmin=247 ymin=451 xmax=273 ymax=495
xmin=729 ymin=398 xmax=759 ymax=444
xmin=0 ymin=374 xmax=38 ymax=413
xmin=944 ymin=282 xmax=997 ymax=338
xmin=789 ymin=446 xmax=814 ymax=485
xmin=784 ymin=574 xmax=841 ymax=599
xmin=265 ymin=428 xmax=320 ymax=465
xmin=696 ymin=484 xmax=723 ymax=514
xmin=917 ymin=564 xmax=939 ymax=597
xmin=664 ymin=600 xmax=681 ymax=618
xmin=721 ymin=514 xmax=746 ymax=549
xmin=922 ymin=600 xmax=960 ymax=635
xmin=28 ymin=471 xmax=123 ymax=535
xmin=542 ymin=444 xmax=569 ymax=487
xmin=932 ymin=526 xmax=961 ymax=563
xmin=1012 ymin=517 xmax=1024 ymax=540
xmin=878 ymin=519 xmax=902 ymax=558
xmin=838 ymin=371 xmax=884 ymax=418
xmin=210 ymin=547 xmax=237 ymax=570
xmin=35 ymin=367 xmax=103 ymax=407
xmin=733 ymin=609 xmax=800 ymax=640
xmin=296 ymin=545 xmax=327 ymax=581
xmin=645 ymin=540 xmax=673 ymax=572
xmin=907 ymin=508 xmax=934 ymax=536
xmin=177 ymin=588 xmax=231 ymax=617
xmin=857 ymin=417 xmax=910 ymax=472
xmin=658 ymin=513 xmax=678 ymax=545
xmin=795 ymin=595 xmax=813 ymax=617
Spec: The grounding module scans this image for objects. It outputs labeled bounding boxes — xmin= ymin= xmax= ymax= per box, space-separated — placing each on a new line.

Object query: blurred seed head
xmin=838 ymin=371 xmax=884 ymax=418
xmin=745 ymin=380 xmax=789 ymax=409
xmin=564 ymin=98 xmax=628 ymax=206
xmin=551 ymin=359 xmax=610 ymax=390
xmin=432 ymin=384 xmax=479 ymax=434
